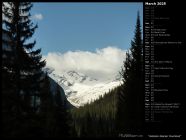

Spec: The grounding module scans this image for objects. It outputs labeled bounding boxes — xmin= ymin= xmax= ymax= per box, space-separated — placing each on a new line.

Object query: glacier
xmin=43 ymin=67 xmax=122 ymax=107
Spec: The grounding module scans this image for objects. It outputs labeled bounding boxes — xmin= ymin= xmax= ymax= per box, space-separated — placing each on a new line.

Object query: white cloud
xmin=43 ymin=46 xmax=126 ymax=81
xmin=32 ymin=13 xmax=43 ymax=20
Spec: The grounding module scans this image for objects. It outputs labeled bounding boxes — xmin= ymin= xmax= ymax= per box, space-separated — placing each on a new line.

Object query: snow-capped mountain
xmin=43 ymin=67 xmax=122 ymax=107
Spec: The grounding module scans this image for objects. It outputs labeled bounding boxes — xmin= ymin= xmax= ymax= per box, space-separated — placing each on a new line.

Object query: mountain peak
xmin=44 ymin=66 xmax=121 ymax=107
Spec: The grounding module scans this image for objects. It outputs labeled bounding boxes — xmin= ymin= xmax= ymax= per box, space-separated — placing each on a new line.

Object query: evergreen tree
xmin=3 ymin=2 xmax=45 ymax=112
xmin=117 ymin=11 xmax=143 ymax=133
xmin=2 ymin=2 xmax=45 ymax=137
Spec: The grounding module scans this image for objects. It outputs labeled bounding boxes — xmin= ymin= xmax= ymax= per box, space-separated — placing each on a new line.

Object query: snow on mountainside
xmin=43 ymin=67 xmax=122 ymax=107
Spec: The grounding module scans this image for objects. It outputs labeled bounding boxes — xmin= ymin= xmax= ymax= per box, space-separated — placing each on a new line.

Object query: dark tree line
xmin=70 ymin=86 xmax=121 ymax=137
xmin=2 ymin=2 xmax=70 ymax=138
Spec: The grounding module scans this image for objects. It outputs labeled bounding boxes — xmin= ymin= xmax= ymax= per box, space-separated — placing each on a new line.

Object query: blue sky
xmin=31 ymin=3 xmax=143 ymax=55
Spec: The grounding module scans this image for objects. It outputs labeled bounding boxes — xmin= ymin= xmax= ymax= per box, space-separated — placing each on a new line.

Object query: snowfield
xmin=44 ymin=67 xmax=122 ymax=107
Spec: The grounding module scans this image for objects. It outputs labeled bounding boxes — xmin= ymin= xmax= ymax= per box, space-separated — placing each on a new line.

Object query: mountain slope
xmin=48 ymin=76 xmax=74 ymax=109
xmin=44 ymin=67 xmax=122 ymax=107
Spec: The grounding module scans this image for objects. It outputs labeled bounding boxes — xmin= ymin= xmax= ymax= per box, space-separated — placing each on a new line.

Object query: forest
xmin=2 ymin=2 xmax=143 ymax=138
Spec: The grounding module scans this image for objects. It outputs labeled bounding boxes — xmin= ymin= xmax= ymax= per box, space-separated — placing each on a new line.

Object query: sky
xmin=30 ymin=3 xmax=143 ymax=80
xmin=31 ymin=3 xmax=143 ymax=55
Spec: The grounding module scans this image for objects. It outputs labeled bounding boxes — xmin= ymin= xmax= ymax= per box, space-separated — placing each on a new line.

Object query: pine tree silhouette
xmin=2 ymin=2 xmax=45 ymax=137
xmin=117 ymin=11 xmax=143 ymax=133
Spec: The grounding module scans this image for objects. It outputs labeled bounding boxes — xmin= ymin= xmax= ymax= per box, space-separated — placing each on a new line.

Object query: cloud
xmin=32 ymin=13 xmax=43 ymax=20
xmin=43 ymin=46 xmax=126 ymax=81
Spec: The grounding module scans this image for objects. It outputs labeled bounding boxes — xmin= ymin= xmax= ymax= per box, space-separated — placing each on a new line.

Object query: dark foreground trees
xmin=2 ymin=2 xmax=70 ymax=137
xmin=2 ymin=2 xmax=45 ymax=137
xmin=116 ymin=11 xmax=143 ymax=133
